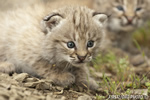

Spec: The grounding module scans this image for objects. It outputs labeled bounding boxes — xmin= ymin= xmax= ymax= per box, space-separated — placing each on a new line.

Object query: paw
xmin=76 ymin=78 xmax=99 ymax=91
xmin=52 ymin=72 xmax=75 ymax=87
xmin=88 ymin=78 xmax=99 ymax=90
xmin=0 ymin=62 xmax=15 ymax=75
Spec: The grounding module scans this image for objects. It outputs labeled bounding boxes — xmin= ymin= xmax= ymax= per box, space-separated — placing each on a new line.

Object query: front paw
xmin=88 ymin=78 xmax=99 ymax=91
xmin=52 ymin=72 xmax=75 ymax=87
xmin=76 ymin=78 xmax=99 ymax=91
xmin=0 ymin=62 xmax=15 ymax=75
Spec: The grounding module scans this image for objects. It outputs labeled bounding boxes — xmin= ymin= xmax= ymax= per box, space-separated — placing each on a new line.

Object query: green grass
xmin=133 ymin=21 xmax=150 ymax=49
xmin=92 ymin=51 xmax=149 ymax=99
xmin=92 ymin=51 xmax=130 ymax=81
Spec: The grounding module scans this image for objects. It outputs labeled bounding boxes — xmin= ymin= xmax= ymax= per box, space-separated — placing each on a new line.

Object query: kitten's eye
xmin=67 ymin=41 xmax=75 ymax=48
xmin=87 ymin=40 xmax=94 ymax=48
xmin=136 ymin=7 xmax=142 ymax=11
xmin=116 ymin=6 xmax=124 ymax=11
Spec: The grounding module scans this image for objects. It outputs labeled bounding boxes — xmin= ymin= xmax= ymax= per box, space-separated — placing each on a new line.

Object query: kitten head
xmin=41 ymin=6 xmax=108 ymax=67
xmin=94 ymin=0 xmax=150 ymax=32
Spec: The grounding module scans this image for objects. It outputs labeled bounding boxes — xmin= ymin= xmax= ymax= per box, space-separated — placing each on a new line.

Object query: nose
xmin=126 ymin=16 xmax=134 ymax=24
xmin=77 ymin=55 xmax=86 ymax=62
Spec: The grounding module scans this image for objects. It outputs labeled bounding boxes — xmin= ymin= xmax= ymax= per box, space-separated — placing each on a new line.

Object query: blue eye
xmin=116 ymin=6 xmax=124 ymax=11
xmin=67 ymin=41 xmax=75 ymax=48
xmin=136 ymin=7 xmax=142 ymax=11
xmin=87 ymin=40 xmax=94 ymax=48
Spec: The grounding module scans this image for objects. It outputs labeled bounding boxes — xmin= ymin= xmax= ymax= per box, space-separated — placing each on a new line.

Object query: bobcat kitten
xmin=93 ymin=0 xmax=150 ymax=53
xmin=0 ymin=2 xmax=107 ymax=90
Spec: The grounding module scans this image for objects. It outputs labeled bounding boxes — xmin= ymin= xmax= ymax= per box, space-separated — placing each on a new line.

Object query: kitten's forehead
xmin=53 ymin=6 xmax=102 ymax=42
xmin=62 ymin=7 xmax=96 ymax=38
xmin=116 ymin=0 xmax=145 ymax=6
xmin=72 ymin=6 xmax=94 ymax=39
xmin=124 ymin=0 xmax=136 ymax=6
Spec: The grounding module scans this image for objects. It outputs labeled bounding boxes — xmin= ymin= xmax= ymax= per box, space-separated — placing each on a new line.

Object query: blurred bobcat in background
xmin=93 ymin=0 xmax=150 ymax=65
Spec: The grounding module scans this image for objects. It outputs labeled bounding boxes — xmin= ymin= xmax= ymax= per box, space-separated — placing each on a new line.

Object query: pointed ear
xmin=41 ymin=13 xmax=63 ymax=34
xmin=93 ymin=12 xmax=108 ymax=25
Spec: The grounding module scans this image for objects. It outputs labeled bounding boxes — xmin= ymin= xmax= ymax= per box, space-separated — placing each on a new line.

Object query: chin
xmin=71 ymin=61 xmax=87 ymax=67
xmin=120 ymin=25 xmax=135 ymax=32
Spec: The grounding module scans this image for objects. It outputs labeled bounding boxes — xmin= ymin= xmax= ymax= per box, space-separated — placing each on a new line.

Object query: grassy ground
xmin=92 ymin=51 xmax=150 ymax=99
xmin=92 ymin=22 xmax=150 ymax=99
xmin=133 ymin=21 xmax=150 ymax=49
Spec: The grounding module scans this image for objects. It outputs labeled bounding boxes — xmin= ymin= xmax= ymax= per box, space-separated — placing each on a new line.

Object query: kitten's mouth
xmin=121 ymin=21 xmax=137 ymax=27
xmin=122 ymin=22 xmax=133 ymax=26
xmin=77 ymin=61 xmax=85 ymax=64
xmin=75 ymin=60 xmax=86 ymax=64
xmin=120 ymin=23 xmax=136 ymax=31
xmin=71 ymin=61 xmax=86 ymax=66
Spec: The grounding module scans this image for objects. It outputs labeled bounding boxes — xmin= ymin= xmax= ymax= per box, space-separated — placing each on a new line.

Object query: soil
xmin=0 ymin=72 xmax=99 ymax=100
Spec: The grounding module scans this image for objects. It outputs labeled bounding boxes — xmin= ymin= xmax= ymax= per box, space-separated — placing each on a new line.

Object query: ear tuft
xmin=41 ymin=13 xmax=63 ymax=34
xmin=93 ymin=12 xmax=108 ymax=25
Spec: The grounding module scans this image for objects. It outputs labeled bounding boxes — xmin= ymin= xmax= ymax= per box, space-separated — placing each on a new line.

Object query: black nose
xmin=77 ymin=55 xmax=86 ymax=62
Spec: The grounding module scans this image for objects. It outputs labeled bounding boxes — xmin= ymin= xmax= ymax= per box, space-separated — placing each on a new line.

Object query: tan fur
xmin=0 ymin=1 xmax=107 ymax=90
xmin=0 ymin=0 xmax=40 ymax=11
xmin=0 ymin=0 xmax=93 ymax=12
xmin=93 ymin=0 xmax=150 ymax=53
